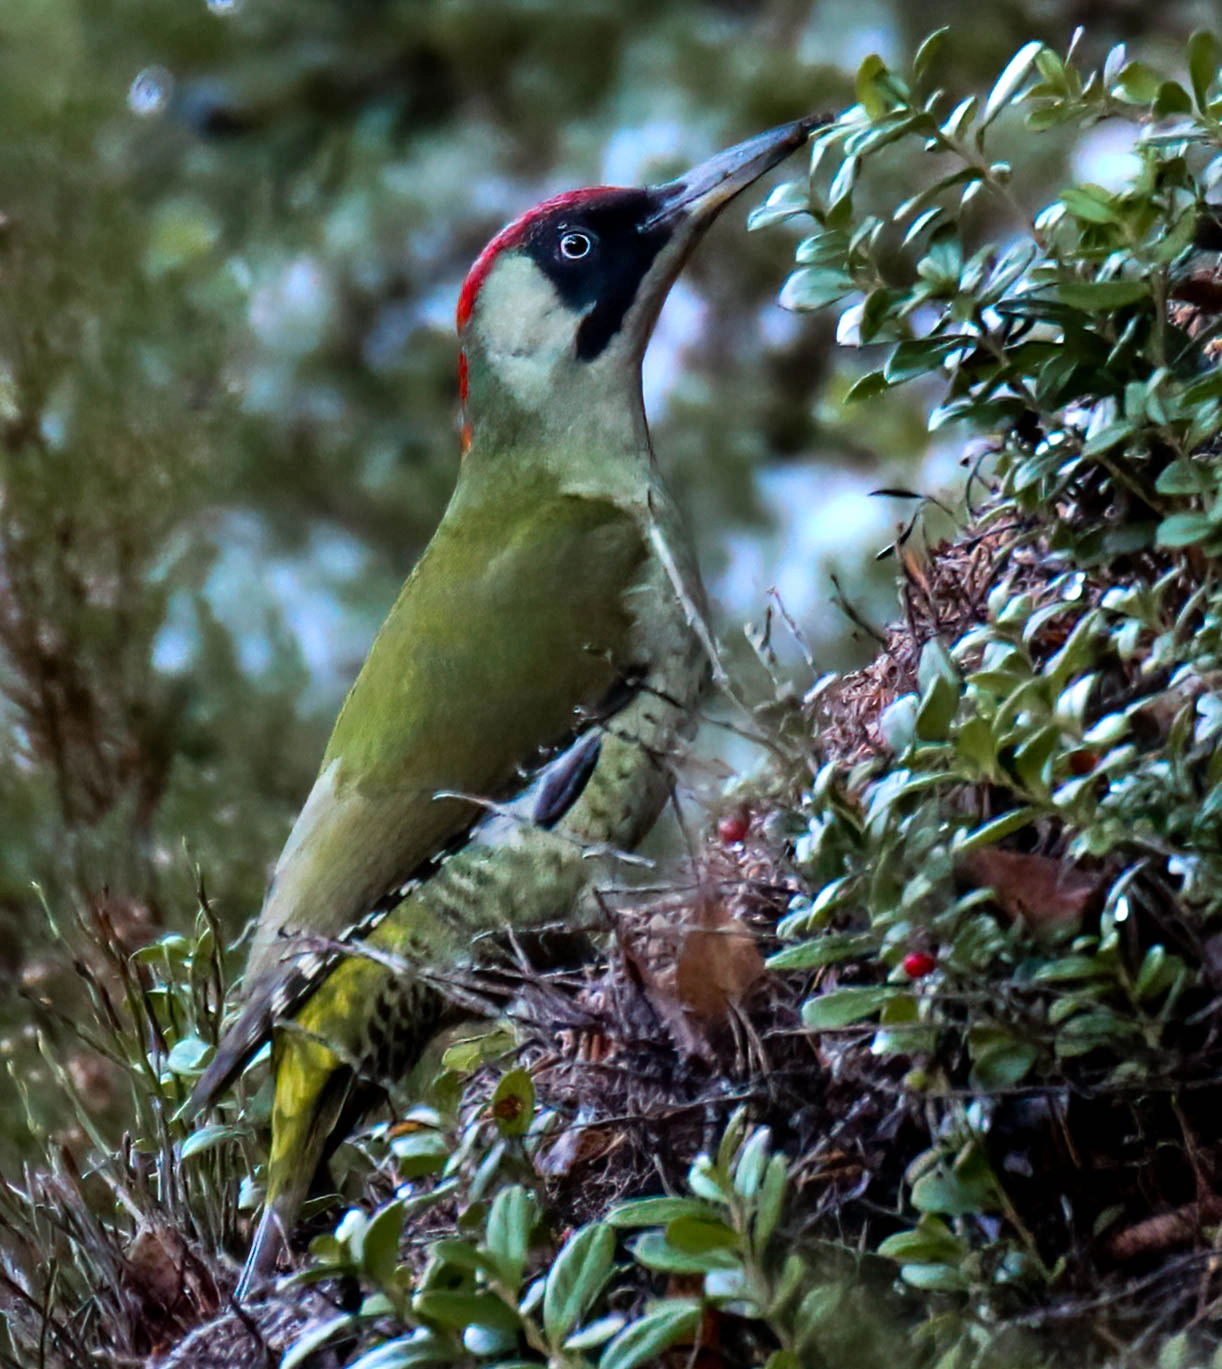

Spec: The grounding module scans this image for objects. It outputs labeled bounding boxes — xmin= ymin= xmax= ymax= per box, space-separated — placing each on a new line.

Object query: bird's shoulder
xmin=322 ymin=484 xmax=651 ymax=778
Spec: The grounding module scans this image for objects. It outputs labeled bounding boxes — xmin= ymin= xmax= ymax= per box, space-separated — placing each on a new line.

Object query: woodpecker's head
xmin=455 ymin=117 xmax=816 ymax=450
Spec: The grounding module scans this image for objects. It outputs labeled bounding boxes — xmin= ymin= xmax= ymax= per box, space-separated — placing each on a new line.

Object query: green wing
xmin=184 ymin=482 xmax=647 ymax=1118
xmin=247 ymin=483 xmax=647 ymax=981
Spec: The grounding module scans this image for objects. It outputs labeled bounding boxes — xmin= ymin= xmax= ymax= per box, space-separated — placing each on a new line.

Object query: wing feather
xmin=183 ymin=488 xmax=647 ymax=1117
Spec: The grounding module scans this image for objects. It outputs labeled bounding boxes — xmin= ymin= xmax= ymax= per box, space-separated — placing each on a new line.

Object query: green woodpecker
xmin=184 ymin=117 xmax=815 ymax=1296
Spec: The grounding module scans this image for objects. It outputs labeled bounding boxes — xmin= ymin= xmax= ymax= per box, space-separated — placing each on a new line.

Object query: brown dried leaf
xmin=124 ymin=1223 xmax=189 ymax=1314
xmin=534 ymin=1108 xmax=621 ymax=1177
xmin=618 ymin=938 xmax=713 ymax=1062
xmin=959 ymin=849 xmax=1100 ymax=931
xmin=674 ymin=901 xmax=765 ymax=1022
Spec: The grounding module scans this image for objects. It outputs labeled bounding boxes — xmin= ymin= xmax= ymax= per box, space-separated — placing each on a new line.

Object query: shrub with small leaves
xmin=287 ymin=1109 xmax=909 ymax=1369
xmin=748 ymin=24 xmax=1222 ymax=1361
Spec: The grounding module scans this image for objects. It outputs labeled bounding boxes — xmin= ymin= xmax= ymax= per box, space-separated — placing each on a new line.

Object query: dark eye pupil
xmin=560 ymin=232 xmax=591 ymax=259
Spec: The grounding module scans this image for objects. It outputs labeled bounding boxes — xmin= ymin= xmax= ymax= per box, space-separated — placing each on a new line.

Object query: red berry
xmin=718 ymin=812 xmax=749 ymax=846
xmin=903 ymin=951 xmax=937 ymax=979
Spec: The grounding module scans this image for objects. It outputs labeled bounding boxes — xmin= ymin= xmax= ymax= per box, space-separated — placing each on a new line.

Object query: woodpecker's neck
xmin=456 ymin=273 xmax=655 ymax=499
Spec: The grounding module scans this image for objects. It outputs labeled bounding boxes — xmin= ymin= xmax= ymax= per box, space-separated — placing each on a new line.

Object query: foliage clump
xmin=752 ymin=26 xmax=1222 ymax=1363
xmin=9 ymin=25 xmax=1222 ymax=1369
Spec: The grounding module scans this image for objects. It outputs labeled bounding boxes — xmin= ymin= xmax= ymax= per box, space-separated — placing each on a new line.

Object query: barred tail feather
xmin=234 ymin=1190 xmax=299 ymax=1301
xmin=232 ymin=1020 xmax=360 ymax=1298
xmin=181 ymin=965 xmax=305 ymax=1122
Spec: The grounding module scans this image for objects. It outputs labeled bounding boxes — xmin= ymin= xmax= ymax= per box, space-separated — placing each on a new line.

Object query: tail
xmin=234 ymin=1187 xmax=302 ymax=1301
xmin=181 ymin=964 xmax=309 ymax=1123
xmin=232 ymin=1027 xmax=357 ymax=1300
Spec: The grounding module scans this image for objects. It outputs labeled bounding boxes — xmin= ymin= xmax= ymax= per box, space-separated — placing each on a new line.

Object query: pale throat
xmin=464 ymin=255 xmax=577 ymax=408
xmin=460 ymin=254 xmax=644 ymax=446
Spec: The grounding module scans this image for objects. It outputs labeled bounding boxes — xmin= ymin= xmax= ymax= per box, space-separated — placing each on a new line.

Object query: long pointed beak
xmin=643 ymin=115 xmax=821 ymax=232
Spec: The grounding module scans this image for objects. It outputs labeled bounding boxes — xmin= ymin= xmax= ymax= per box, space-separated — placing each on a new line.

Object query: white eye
xmin=558 ymin=230 xmax=593 ymax=260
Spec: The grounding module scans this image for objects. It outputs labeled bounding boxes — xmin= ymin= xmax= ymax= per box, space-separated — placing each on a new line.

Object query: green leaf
xmin=793 ymin=1284 xmax=845 ymax=1354
xmin=1160 ymin=1332 xmax=1192 ymax=1369
xmin=913 ymin=28 xmax=949 ymax=83
xmin=1112 ymin=61 xmax=1161 ymax=105
xmin=133 ymin=933 xmax=191 ymax=964
xmin=565 ymin=1315 xmax=627 ymax=1351
xmin=1155 ymin=458 xmax=1208 ymax=495
xmin=940 ymin=95 xmax=978 ymax=140
xmin=1055 ymin=1007 xmax=1134 ymax=1056
xmin=1157 ymin=512 xmax=1214 ymax=548
xmin=1154 ymin=80 xmax=1194 ymax=116
xmin=844 ymin=370 xmax=888 ymax=403
xmin=413 ymin=1291 xmax=522 ymax=1334
xmin=346 ymin=1333 xmax=453 ymax=1369
xmin=884 ymin=336 xmax=960 ymax=384
xmin=716 ymin=1115 xmax=750 ymax=1177
xmin=878 ymin=694 xmax=918 ymax=753
xmin=486 ymin=1185 xmax=535 ymax=1288
xmin=490 ymin=1067 xmax=535 ymax=1137
xmin=1034 ymin=46 xmax=1067 ymax=88
xmin=910 ymin=1169 xmax=997 ymax=1216
xmin=606 ymin=1197 xmax=716 ymax=1228
xmin=179 ymin=1123 xmax=241 ymax=1161
xmin=856 ymin=54 xmax=892 ymax=119
xmin=432 ymin=1238 xmax=500 ymax=1279
xmin=764 ymin=1355 xmax=801 ymax=1369
xmin=164 ymin=1036 xmax=210 ymax=1075
xmin=953 ymin=806 xmax=1038 ymax=854
xmin=629 ymin=1232 xmax=737 ymax=1275
xmin=544 ymin=1222 xmax=616 ymax=1346
xmin=1188 ymin=30 xmax=1221 ymax=109
xmin=753 ymin=1154 xmax=788 ymax=1250
xmin=1056 ymin=279 xmax=1148 ymax=309
xmin=954 ymin=714 xmax=996 ymax=776
xmin=732 ymin=1126 xmax=770 ymax=1198
xmin=599 ymin=1301 xmax=702 ymax=1369
xmin=1055 ymin=674 xmax=1096 ymax=731
xmin=802 ymin=985 xmax=898 ymax=1030
xmin=747 ymin=180 xmax=810 ymax=231
xmin=982 ymin=41 xmax=1044 ymax=128
xmin=900 ymin=1262 xmax=969 ymax=1291
xmin=827 ymin=154 xmax=861 ymax=212
xmin=916 ymin=673 xmax=960 ymax=742
xmin=795 ymin=230 xmax=851 ymax=266
xmin=917 ymin=638 xmax=958 ymax=692
xmin=971 ymin=1039 xmax=1038 ymax=1089
xmin=362 ymin=1200 xmax=405 ymax=1288
xmin=902 ymin=206 xmax=944 ymax=246
xmin=897 ymin=167 xmax=981 ymax=221
xmin=1133 ymin=945 xmax=1186 ymax=1002
xmin=1080 ymin=418 xmax=1139 ymax=458
xmin=389 ymin=1128 xmax=449 ymax=1179
xmin=877 ymin=1216 xmax=963 ymax=1264
xmin=779 ymin=267 xmax=855 ymax=312
xmin=1031 ymin=954 xmax=1109 ymax=983
xmin=766 ymin=931 xmax=875 ymax=971
xmin=665 ymin=1216 xmax=739 ymax=1253
xmin=1058 ymin=185 xmax=1123 ymax=225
